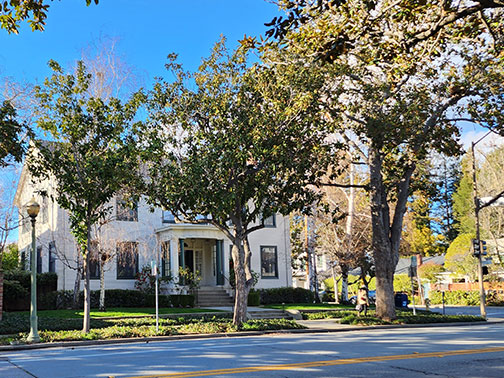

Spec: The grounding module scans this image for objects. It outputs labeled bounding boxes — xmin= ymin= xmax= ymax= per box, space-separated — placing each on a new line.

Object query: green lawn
xmin=11 ymin=307 xmax=226 ymax=319
xmin=264 ymin=303 xmax=354 ymax=310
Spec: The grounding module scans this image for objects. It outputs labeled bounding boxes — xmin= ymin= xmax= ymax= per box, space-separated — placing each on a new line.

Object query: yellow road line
xmin=126 ymin=346 xmax=504 ymax=378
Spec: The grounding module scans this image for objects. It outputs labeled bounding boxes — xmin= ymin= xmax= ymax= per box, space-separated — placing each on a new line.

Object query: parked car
xmin=350 ymin=290 xmax=376 ymax=305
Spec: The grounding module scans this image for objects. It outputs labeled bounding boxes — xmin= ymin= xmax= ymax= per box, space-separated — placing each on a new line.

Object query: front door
xmin=184 ymin=249 xmax=194 ymax=272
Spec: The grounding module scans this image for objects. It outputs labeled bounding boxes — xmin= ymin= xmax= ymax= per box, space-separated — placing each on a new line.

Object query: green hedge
xmin=429 ymin=290 xmax=504 ymax=306
xmin=5 ymin=289 xmax=195 ymax=311
xmin=258 ymin=287 xmax=315 ymax=304
xmin=3 ymin=271 xmax=58 ymax=311
xmin=248 ymin=290 xmax=260 ymax=306
xmin=429 ymin=290 xmax=480 ymax=306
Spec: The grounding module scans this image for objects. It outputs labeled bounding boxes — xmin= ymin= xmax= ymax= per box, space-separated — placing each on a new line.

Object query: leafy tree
xmin=402 ymin=192 xmax=445 ymax=257
xmin=431 ymin=155 xmax=460 ymax=243
xmin=418 ymin=263 xmax=445 ymax=284
xmin=1 ymin=243 xmax=18 ymax=271
xmin=445 ymin=233 xmax=478 ymax=282
xmin=453 ymin=154 xmax=476 ymax=235
xmin=260 ymin=0 xmax=504 ymax=320
xmin=0 ymin=0 xmax=98 ymax=33
xmin=478 ymin=143 xmax=504 ymax=268
xmin=137 ymin=40 xmax=333 ymax=326
xmin=28 ymin=60 xmax=144 ymax=332
xmin=0 ymin=100 xmax=26 ymax=167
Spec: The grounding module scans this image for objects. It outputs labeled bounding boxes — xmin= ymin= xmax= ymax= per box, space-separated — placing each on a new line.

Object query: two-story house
xmin=14 ymin=164 xmax=292 ymax=305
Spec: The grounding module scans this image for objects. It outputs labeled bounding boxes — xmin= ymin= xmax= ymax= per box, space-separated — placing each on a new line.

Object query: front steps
xmin=196 ymin=286 xmax=234 ymax=306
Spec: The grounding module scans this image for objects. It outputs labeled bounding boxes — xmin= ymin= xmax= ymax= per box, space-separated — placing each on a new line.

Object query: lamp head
xmin=26 ymin=197 xmax=40 ymax=219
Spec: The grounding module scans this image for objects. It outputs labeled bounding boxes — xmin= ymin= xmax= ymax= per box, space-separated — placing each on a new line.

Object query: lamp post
xmin=26 ymin=197 xmax=40 ymax=343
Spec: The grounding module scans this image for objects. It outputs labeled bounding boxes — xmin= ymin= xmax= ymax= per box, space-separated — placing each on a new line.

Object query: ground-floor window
xmin=161 ymin=241 xmax=171 ymax=277
xmin=36 ymin=246 xmax=42 ymax=273
xmin=117 ymin=241 xmax=139 ymax=279
xmin=261 ymin=246 xmax=278 ymax=278
xmin=48 ymin=241 xmax=56 ymax=273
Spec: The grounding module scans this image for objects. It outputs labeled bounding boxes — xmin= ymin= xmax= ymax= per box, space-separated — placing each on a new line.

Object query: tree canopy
xmin=259 ymin=0 xmax=504 ymax=320
xmin=28 ymin=59 xmax=144 ymax=332
xmin=0 ymin=100 xmax=26 ymax=167
xmin=0 ymin=0 xmax=98 ymax=33
xmin=137 ymin=40 xmax=334 ymax=325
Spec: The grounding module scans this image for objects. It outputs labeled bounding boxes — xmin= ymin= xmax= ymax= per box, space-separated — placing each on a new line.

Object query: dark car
xmin=350 ymin=290 xmax=376 ymax=305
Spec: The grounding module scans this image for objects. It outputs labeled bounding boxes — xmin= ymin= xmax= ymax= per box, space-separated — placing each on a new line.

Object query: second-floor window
xmin=116 ymin=196 xmax=138 ymax=222
xmin=262 ymin=213 xmax=276 ymax=228
xmin=162 ymin=210 xmax=176 ymax=223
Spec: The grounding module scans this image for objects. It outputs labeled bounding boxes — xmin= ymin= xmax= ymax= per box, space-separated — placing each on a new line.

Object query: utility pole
xmin=471 ymin=140 xmax=487 ymax=319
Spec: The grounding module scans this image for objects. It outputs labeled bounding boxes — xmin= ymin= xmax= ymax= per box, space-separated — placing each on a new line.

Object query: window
xmin=36 ymin=246 xmax=42 ymax=273
xmin=161 ymin=241 xmax=171 ymax=277
xmin=89 ymin=241 xmax=100 ymax=279
xmin=116 ymin=241 xmax=138 ymax=279
xmin=20 ymin=250 xmax=26 ymax=270
xmin=162 ymin=210 xmax=176 ymax=223
xmin=21 ymin=213 xmax=30 ymax=234
xmin=41 ymin=195 xmax=49 ymax=224
xmin=261 ymin=246 xmax=278 ymax=278
xmin=262 ymin=213 xmax=276 ymax=228
xmin=48 ymin=242 xmax=56 ymax=273
xmin=116 ymin=196 xmax=138 ymax=222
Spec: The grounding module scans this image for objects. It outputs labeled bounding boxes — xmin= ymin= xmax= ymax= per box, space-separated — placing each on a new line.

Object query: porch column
xmin=179 ymin=238 xmax=185 ymax=269
xmin=216 ymin=239 xmax=224 ymax=286
xmin=170 ymin=238 xmax=178 ymax=279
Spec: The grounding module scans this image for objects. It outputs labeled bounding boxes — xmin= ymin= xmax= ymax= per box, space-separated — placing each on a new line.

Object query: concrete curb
xmin=1 ymin=319 xmax=502 ymax=353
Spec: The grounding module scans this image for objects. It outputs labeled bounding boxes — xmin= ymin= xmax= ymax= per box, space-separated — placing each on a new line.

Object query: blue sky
xmin=0 ymin=0 xmax=280 ymax=86
xmin=1 ymin=0 xmax=281 ymax=243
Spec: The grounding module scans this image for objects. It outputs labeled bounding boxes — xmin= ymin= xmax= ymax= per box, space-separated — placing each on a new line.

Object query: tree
xmin=0 ymin=100 xmax=26 ymax=168
xmin=431 ymin=155 xmax=460 ymax=243
xmin=453 ymin=154 xmax=476 ymax=235
xmin=28 ymin=60 xmax=144 ymax=332
xmin=477 ymin=143 xmax=504 ymax=268
xmin=314 ymin=160 xmax=373 ymax=302
xmin=445 ymin=233 xmax=478 ymax=282
xmin=0 ymin=0 xmax=98 ymax=34
xmin=261 ymin=0 xmax=504 ymax=320
xmin=137 ymin=40 xmax=333 ymax=326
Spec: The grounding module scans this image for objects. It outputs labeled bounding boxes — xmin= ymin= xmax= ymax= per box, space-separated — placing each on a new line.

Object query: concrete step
xmin=196 ymin=287 xmax=233 ymax=306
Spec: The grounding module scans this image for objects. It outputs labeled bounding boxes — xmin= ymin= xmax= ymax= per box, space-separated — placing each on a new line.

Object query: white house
xmin=13 ymin=164 xmax=292 ymax=305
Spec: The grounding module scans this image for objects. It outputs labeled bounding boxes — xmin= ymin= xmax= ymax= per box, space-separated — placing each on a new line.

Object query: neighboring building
xmin=13 ymin=164 xmax=292 ymax=303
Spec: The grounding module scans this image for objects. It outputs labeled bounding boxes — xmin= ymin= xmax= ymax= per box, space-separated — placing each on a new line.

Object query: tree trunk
xmin=99 ymin=257 xmax=106 ymax=311
xmin=0 ymin=270 xmax=3 ymax=321
xmin=369 ymin=147 xmax=397 ymax=320
xmin=72 ymin=253 xmax=82 ymax=309
xmin=82 ymin=224 xmax=91 ymax=333
xmin=332 ymin=266 xmax=339 ymax=303
xmin=231 ymin=236 xmax=254 ymax=326
xmin=340 ymin=267 xmax=348 ymax=303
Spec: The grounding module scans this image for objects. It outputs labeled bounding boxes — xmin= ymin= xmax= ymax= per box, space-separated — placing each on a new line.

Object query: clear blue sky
xmin=0 ymin=0 xmax=280 ymax=85
xmin=1 ymin=0 xmax=281 ymax=243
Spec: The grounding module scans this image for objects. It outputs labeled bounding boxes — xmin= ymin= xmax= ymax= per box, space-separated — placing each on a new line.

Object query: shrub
xmin=170 ymin=294 xmax=195 ymax=308
xmin=258 ymin=287 xmax=315 ymax=305
xmin=247 ymin=290 xmax=260 ymax=306
xmin=429 ymin=290 xmax=480 ymax=306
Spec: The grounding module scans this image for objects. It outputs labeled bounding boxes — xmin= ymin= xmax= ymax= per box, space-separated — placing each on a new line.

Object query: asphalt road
xmin=2 ymin=322 xmax=504 ymax=378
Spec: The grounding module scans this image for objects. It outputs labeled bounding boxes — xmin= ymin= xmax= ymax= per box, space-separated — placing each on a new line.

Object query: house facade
xmin=14 ymin=165 xmax=292 ymax=300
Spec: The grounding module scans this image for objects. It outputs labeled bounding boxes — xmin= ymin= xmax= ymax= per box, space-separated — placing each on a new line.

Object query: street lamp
xmin=26 ymin=197 xmax=40 ymax=343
